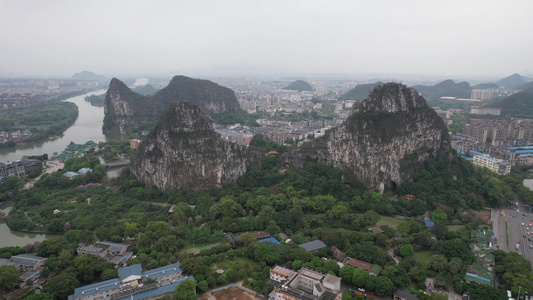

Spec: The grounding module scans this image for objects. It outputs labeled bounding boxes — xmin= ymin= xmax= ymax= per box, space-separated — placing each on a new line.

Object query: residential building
xmin=0 ymin=161 xmax=26 ymax=182
xmin=268 ymin=266 xmax=341 ymax=300
xmin=68 ymin=263 xmax=194 ymax=300
xmin=470 ymin=107 xmax=501 ymax=116
xmin=473 ymin=154 xmax=511 ymax=175
xmin=7 ymin=254 xmax=47 ymax=283
xmin=471 ymin=89 xmax=494 ymax=100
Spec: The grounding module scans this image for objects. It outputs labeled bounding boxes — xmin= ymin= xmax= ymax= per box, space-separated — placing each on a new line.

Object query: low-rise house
xmin=299 ymin=240 xmax=327 ymax=252
xmin=268 ymin=266 xmax=341 ymax=300
xmin=8 ymin=254 xmax=47 ymax=282
xmin=345 ymin=257 xmax=382 ymax=276
xmin=78 ymin=168 xmax=93 ymax=175
xmin=77 ymin=241 xmax=133 ymax=267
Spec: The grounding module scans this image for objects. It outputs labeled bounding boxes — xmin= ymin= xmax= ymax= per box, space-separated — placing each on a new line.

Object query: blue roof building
xmin=78 ymin=167 xmax=93 ymax=175
xmin=68 ymin=263 xmax=193 ymax=300
xmin=64 ymin=171 xmax=79 ymax=179
xmin=425 ymin=219 xmax=435 ymax=228
xmin=259 ymin=237 xmax=280 ymax=244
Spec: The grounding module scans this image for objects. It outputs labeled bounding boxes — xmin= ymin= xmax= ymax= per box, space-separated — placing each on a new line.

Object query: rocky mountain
xmin=103 ymin=75 xmax=240 ymax=135
xmin=283 ymin=80 xmax=313 ymax=92
xmin=339 ymin=82 xmax=383 ymax=100
xmin=130 ymin=100 xmax=262 ymax=191
xmin=413 ymin=79 xmax=471 ymax=100
xmin=287 ymin=83 xmax=450 ymax=192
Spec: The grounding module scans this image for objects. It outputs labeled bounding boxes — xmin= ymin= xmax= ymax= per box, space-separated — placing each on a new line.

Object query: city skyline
xmin=1 ymin=0 xmax=532 ymax=79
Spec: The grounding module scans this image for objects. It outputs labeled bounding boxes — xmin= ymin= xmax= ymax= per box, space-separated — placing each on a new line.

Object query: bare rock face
xmin=131 ymin=100 xmax=261 ymax=191
xmin=103 ymin=76 xmax=240 ymax=136
xmin=287 ymin=83 xmax=450 ymax=192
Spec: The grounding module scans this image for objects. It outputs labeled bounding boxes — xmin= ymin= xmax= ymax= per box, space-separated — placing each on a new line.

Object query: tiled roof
xmin=346 ymin=258 xmax=372 ymax=271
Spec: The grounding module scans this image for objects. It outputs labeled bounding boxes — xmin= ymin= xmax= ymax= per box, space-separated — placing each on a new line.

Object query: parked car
xmin=368 ymin=292 xmax=376 ymax=295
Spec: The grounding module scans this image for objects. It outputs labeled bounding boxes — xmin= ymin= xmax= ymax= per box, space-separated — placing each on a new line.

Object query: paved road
xmin=492 ymin=197 xmax=533 ymax=267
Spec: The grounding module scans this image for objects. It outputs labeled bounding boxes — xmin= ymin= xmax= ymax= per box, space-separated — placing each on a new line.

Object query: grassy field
xmin=413 ymin=250 xmax=431 ymax=264
xmin=376 ymin=216 xmax=404 ymax=228
xmin=446 ymin=225 xmax=464 ymax=231
xmin=187 ymin=242 xmax=221 ymax=255
xmin=215 ymin=257 xmax=257 ymax=270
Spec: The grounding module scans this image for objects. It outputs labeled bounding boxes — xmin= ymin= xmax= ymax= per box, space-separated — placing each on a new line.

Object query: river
xmin=0 ymin=90 xmax=107 ymax=162
xmin=0 ymin=90 xmax=108 ymax=247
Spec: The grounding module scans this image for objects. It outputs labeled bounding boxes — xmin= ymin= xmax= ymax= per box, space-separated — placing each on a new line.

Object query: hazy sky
xmin=1 ymin=0 xmax=532 ymax=78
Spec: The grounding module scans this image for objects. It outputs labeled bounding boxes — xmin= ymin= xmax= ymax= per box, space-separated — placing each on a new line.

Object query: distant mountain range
xmin=413 ymin=80 xmax=471 ymax=100
xmin=132 ymin=84 xmax=158 ymax=96
xmin=495 ymin=73 xmax=531 ymax=89
xmin=71 ymin=71 xmax=107 ymax=81
xmin=283 ymin=80 xmax=313 ymax=92
xmin=339 ymin=82 xmax=383 ymax=100
xmin=471 ymin=83 xmax=499 ymax=90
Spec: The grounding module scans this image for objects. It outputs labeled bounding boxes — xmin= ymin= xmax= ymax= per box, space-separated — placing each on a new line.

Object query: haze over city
xmin=1 ymin=0 xmax=532 ymax=79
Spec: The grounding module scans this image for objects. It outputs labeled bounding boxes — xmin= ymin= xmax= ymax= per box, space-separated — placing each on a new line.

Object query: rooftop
xmin=346 ymin=258 xmax=372 ymax=271
xmin=9 ymin=254 xmax=47 ymax=267
xmin=299 ymin=240 xmax=327 ymax=252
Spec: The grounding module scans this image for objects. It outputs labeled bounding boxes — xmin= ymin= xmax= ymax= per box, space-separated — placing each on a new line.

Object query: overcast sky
xmin=1 ymin=0 xmax=532 ymax=79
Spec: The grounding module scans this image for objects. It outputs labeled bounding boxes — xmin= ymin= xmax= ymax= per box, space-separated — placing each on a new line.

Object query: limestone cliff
xmin=103 ymin=76 xmax=240 ymax=135
xmin=287 ymin=83 xmax=450 ymax=192
xmin=130 ymin=100 xmax=262 ymax=191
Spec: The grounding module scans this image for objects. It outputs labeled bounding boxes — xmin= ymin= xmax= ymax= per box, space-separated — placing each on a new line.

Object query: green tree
xmin=72 ymin=254 xmax=114 ymax=283
xmin=425 ymin=254 xmax=448 ymax=273
xmin=375 ymin=276 xmax=394 ymax=296
xmin=431 ymin=209 xmax=447 ymax=224
xmin=0 ymin=265 xmax=19 ymax=293
xmin=197 ymin=280 xmax=209 ymax=293
xmin=41 ymin=272 xmax=79 ymax=300
xmin=173 ymin=279 xmax=196 ymax=300
xmin=399 ymin=244 xmax=415 ymax=257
